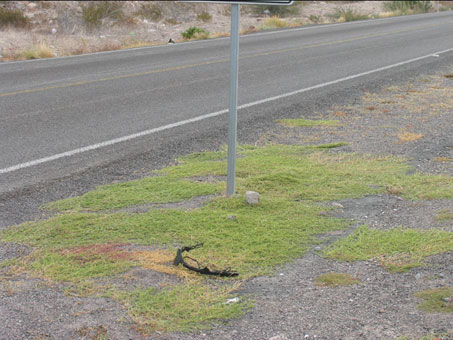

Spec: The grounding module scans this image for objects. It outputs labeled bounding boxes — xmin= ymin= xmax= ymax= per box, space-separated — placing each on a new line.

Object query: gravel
xmin=1 ymin=65 xmax=453 ymax=339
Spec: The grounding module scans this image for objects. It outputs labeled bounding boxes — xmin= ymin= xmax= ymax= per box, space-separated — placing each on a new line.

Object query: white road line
xmin=1 ymin=47 xmax=452 ymax=175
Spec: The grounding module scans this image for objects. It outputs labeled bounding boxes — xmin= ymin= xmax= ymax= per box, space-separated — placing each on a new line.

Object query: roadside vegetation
xmin=3 ymin=134 xmax=453 ymax=331
xmin=0 ymin=6 xmax=29 ymax=29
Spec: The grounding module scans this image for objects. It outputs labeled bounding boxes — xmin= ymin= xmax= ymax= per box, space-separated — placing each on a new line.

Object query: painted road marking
xmin=1 ymin=47 xmax=452 ymax=175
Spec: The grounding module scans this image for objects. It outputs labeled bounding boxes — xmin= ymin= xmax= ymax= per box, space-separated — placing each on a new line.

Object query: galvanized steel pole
xmin=226 ymin=4 xmax=240 ymax=196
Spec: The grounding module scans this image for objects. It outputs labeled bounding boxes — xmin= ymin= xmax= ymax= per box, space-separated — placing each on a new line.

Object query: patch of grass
xmin=181 ymin=26 xmax=209 ymax=40
xmin=122 ymin=283 xmax=251 ymax=332
xmin=43 ymin=177 xmax=221 ymax=212
xmin=278 ymin=118 xmax=342 ymax=127
xmin=197 ymin=11 xmax=212 ymax=23
xmin=415 ymin=287 xmax=453 ymax=313
xmin=5 ymin=143 xmax=453 ymax=332
xmin=0 ymin=7 xmax=29 ymax=29
xmin=262 ymin=16 xmax=291 ymax=29
xmin=398 ymin=131 xmax=423 ymax=142
xmin=315 ymin=273 xmax=359 ymax=287
xmin=397 ymin=334 xmax=448 ymax=340
xmin=436 ymin=210 xmax=453 ymax=222
xmin=324 ymin=226 xmax=453 ymax=272
xmin=329 ymin=8 xmax=369 ymax=22
xmin=21 ymin=44 xmax=54 ymax=60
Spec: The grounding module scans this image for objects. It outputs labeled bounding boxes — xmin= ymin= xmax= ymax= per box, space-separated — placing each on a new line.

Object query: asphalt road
xmin=1 ymin=12 xmax=453 ymax=226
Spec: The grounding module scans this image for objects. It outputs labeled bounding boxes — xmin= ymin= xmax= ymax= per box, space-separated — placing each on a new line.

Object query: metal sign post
xmin=179 ymin=0 xmax=293 ymax=195
xmin=226 ymin=3 xmax=240 ymax=196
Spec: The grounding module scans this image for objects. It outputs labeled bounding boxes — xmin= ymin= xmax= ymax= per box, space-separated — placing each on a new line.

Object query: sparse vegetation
xmin=315 ymin=273 xmax=360 ymax=287
xmin=252 ymin=3 xmax=300 ymax=17
xmin=0 ymin=6 xmax=29 ymax=28
xmin=436 ymin=210 xmax=453 ymax=222
xmin=324 ymin=226 xmax=453 ymax=272
xmin=383 ymin=1 xmax=433 ymax=14
xmin=398 ymin=131 xmax=423 ymax=142
xmin=329 ymin=8 xmax=369 ymax=22
xmin=181 ymin=26 xmax=209 ymax=40
xmin=134 ymin=3 xmax=162 ymax=22
xmin=278 ymin=118 xmax=342 ymax=127
xmin=262 ymin=16 xmax=291 ymax=29
xmin=415 ymin=287 xmax=453 ymax=313
xmin=20 ymin=44 xmax=54 ymax=60
xmin=82 ymin=1 xmax=126 ymax=31
xmin=197 ymin=11 xmax=212 ymax=23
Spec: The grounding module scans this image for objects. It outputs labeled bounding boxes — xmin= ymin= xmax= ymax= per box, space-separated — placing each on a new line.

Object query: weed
xmin=251 ymin=3 xmax=299 ymax=17
xmin=315 ymin=273 xmax=359 ymax=287
xmin=383 ymin=1 xmax=433 ymax=14
xmin=329 ymin=8 xmax=369 ymax=22
xmin=82 ymin=1 xmax=125 ymax=31
xmin=324 ymin=226 xmax=453 ymax=272
xmin=21 ymin=44 xmax=54 ymax=60
xmin=415 ymin=287 xmax=453 ymax=313
xmin=134 ymin=3 xmax=162 ymax=22
xmin=262 ymin=16 xmax=291 ymax=29
xmin=309 ymin=15 xmax=321 ymax=23
xmin=166 ymin=18 xmax=179 ymax=25
xmin=278 ymin=118 xmax=342 ymax=127
xmin=398 ymin=131 xmax=423 ymax=142
xmin=197 ymin=11 xmax=212 ymax=22
xmin=0 ymin=7 xmax=29 ymax=28
xmin=436 ymin=210 xmax=453 ymax=221
xmin=181 ymin=27 xmax=209 ymax=40
xmin=434 ymin=157 xmax=452 ymax=163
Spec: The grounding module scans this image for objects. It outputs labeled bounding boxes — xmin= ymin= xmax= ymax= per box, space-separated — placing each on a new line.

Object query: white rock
xmin=332 ymin=202 xmax=344 ymax=209
xmin=224 ymin=297 xmax=239 ymax=304
xmin=143 ymin=19 xmax=148 ymax=24
xmin=245 ymin=191 xmax=260 ymax=205
xmin=51 ymin=28 xmax=57 ymax=34
xmin=269 ymin=336 xmax=289 ymax=340
xmin=27 ymin=3 xmax=37 ymax=10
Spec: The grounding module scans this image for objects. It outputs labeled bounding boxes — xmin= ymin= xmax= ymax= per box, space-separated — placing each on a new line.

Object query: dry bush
xmin=0 ymin=7 xmax=29 ymax=29
xmin=134 ymin=3 xmax=162 ymax=22
xmin=82 ymin=1 xmax=126 ymax=31
xmin=21 ymin=44 xmax=54 ymax=60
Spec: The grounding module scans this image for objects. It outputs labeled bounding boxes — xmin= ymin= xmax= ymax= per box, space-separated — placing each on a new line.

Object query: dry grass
xmin=20 ymin=44 xmax=54 ymax=60
xmin=261 ymin=16 xmax=292 ymax=29
xmin=398 ymin=131 xmax=424 ymax=143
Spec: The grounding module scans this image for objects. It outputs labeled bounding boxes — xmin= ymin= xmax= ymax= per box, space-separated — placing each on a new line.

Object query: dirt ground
xmin=1 ymin=57 xmax=453 ymax=339
xmin=0 ymin=1 xmax=387 ymax=60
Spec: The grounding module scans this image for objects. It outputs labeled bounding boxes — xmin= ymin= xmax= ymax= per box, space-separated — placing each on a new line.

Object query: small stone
xmin=269 ymin=336 xmax=289 ymax=340
xmin=332 ymin=202 xmax=344 ymax=209
xmin=442 ymin=297 xmax=451 ymax=303
xmin=27 ymin=3 xmax=37 ymax=10
xmin=227 ymin=215 xmax=236 ymax=220
xmin=415 ymin=273 xmax=421 ymax=279
xmin=245 ymin=191 xmax=260 ymax=205
xmin=51 ymin=28 xmax=57 ymax=34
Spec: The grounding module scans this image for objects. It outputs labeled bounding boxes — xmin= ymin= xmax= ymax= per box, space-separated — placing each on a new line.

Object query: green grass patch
xmin=43 ymin=177 xmax=221 ymax=212
xmin=122 ymin=284 xmax=251 ymax=332
xmin=383 ymin=1 xmax=432 ymax=14
xmin=315 ymin=272 xmax=360 ymax=287
xmin=278 ymin=118 xmax=342 ymax=127
xmin=329 ymin=8 xmax=370 ymax=22
xmin=324 ymin=226 xmax=453 ymax=272
xmin=415 ymin=287 xmax=453 ymax=313
xmin=4 ymin=143 xmax=453 ymax=332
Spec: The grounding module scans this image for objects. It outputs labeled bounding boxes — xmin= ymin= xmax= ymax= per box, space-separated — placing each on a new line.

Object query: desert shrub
xmin=262 ymin=16 xmax=291 ymax=29
xmin=134 ymin=3 xmax=162 ymax=22
xmin=383 ymin=1 xmax=432 ymax=13
xmin=197 ymin=11 xmax=212 ymax=22
xmin=82 ymin=1 xmax=125 ymax=31
xmin=181 ymin=26 xmax=209 ymax=40
xmin=329 ymin=8 xmax=369 ymax=22
xmin=252 ymin=3 xmax=299 ymax=17
xmin=21 ymin=44 xmax=54 ymax=60
xmin=166 ymin=18 xmax=179 ymax=25
xmin=0 ymin=7 xmax=29 ymax=28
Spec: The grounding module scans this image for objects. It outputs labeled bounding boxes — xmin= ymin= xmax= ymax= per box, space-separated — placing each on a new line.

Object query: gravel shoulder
xmin=1 ymin=65 xmax=453 ymax=339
